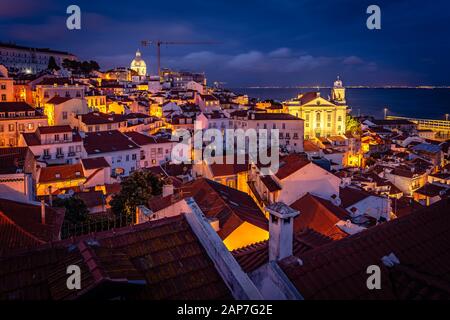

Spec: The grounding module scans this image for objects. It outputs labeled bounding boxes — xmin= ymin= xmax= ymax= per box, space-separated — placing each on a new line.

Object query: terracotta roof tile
xmin=180 ymin=178 xmax=268 ymax=240
xmin=0 ymin=215 xmax=232 ymax=300
xmin=289 ymin=193 xmax=349 ymax=240
xmin=279 ymin=198 xmax=450 ymax=300
xmin=0 ymin=198 xmax=65 ymax=255
xmin=38 ymin=163 xmax=85 ymax=183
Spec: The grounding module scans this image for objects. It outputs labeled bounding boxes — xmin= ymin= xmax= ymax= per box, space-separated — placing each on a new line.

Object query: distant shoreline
xmin=236 ymin=86 xmax=450 ymax=90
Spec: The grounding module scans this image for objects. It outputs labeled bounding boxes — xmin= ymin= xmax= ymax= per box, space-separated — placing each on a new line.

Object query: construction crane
xmin=141 ymin=40 xmax=217 ymax=76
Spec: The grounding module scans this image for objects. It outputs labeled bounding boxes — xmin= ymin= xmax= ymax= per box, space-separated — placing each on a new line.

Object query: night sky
xmin=1 ymin=0 xmax=449 ymax=86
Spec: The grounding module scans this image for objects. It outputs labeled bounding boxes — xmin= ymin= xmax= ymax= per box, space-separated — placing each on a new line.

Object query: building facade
xmin=0 ymin=102 xmax=48 ymax=147
xmin=0 ymin=43 xmax=77 ymax=74
xmin=283 ymin=78 xmax=348 ymax=139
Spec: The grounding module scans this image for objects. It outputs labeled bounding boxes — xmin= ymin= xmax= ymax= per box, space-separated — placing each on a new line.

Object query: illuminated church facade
xmin=283 ymin=77 xmax=348 ymax=139
xmin=130 ymin=49 xmax=147 ymax=76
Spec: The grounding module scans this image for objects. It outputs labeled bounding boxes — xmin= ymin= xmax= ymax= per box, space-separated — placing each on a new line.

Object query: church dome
xmin=130 ymin=49 xmax=147 ymax=76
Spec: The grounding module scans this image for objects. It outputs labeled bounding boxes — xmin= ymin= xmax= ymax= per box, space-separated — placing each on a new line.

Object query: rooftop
xmin=83 ymin=130 xmax=140 ymax=155
xmin=279 ymin=198 xmax=450 ymax=300
xmin=0 ymin=215 xmax=232 ymax=300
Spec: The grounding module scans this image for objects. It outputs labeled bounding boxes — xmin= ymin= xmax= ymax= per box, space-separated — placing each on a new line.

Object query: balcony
xmin=42 ymin=155 xmax=51 ymax=160
xmin=68 ymin=152 xmax=76 ymax=157
xmin=56 ymin=153 xmax=65 ymax=159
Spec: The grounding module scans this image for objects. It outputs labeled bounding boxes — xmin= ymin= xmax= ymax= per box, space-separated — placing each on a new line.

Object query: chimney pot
xmin=266 ymin=202 xmax=299 ymax=262
xmin=40 ymin=200 xmax=46 ymax=224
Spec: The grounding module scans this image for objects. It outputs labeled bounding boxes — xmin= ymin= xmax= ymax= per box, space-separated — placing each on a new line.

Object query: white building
xmin=249 ymin=154 xmax=341 ymax=206
xmin=44 ymin=97 xmax=89 ymax=126
xmin=0 ymin=102 xmax=48 ymax=147
xmin=124 ymin=131 xmax=175 ymax=168
xmin=0 ymin=43 xmax=77 ymax=74
xmin=83 ymin=130 xmax=140 ymax=177
xmin=35 ymin=77 xmax=86 ymax=107
xmin=230 ymin=111 xmax=305 ymax=153
xmin=19 ymin=125 xmax=84 ymax=165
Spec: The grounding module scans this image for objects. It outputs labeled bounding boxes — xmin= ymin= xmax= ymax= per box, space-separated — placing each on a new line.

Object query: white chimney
xmin=40 ymin=200 xmax=46 ymax=225
xmin=162 ymin=180 xmax=174 ymax=198
xmin=266 ymin=202 xmax=299 ymax=261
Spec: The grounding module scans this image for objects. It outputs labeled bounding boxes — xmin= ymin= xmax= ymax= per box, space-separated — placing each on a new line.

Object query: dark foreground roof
xmin=279 ymin=198 xmax=450 ymax=300
xmin=0 ymin=215 xmax=232 ymax=300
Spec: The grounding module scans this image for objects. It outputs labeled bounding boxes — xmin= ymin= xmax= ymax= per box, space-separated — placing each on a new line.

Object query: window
xmin=107 ymin=124 xmax=112 ymax=130
xmin=132 ymin=154 xmax=137 ymax=160
xmin=0 ymin=84 xmax=6 ymax=90
xmin=279 ymin=132 xmax=284 ymax=139
xmin=293 ymin=133 xmax=299 ymax=139
xmin=305 ymin=122 xmax=309 ymax=128
xmin=69 ymin=146 xmax=75 ymax=153
xmin=272 ymin=123 xmax=276 ymax=129
xmin=75 ymin=145 xmax=81 ymax=152
xmin=43 ymin=149 xmax=50 ymax=156
xmin=263 ymin=123 xmax=267 ymax=129
xmin=63 ymin=133 xmax=69 ymax=141
xmin=56 ymin=147 xmax=63 ymax=155
xmin=54 ymin=134 xmax=60 ymax=141
xmin=9 ymin=138 xmax=15 ymax=146
xmin=18 ymin=124 xmax=25 ymax=132
xmin=62 ymin=112 xmax=68 ymax=120
xmin=285 ymin=133 xmax=290 ymax=139
xmin=8 ymin=124 xmax=14 ymax=132
xmin=1 ymin=94 xmax=6 ymax=101
xmin=0 ymin=125 xmax=3 ymax=132
xmin=88 ymin=126 xmax=93 ymax=132
xmin=95 ymin=125 xmax=100 ymax=131
xmin=282 ymin=123 xmax=286 ymax=129
xmin=27 ymin=123 xmax=34 ymax=130
xmin=338 ymin=116 xmax=342 ymax=122
xmin=126 ymin=155 xmax=130 ymax=162
xmin=316 ymin=113 xmax=321 ymax=122
xmin=327 ymin=113 xmax=332 ymax=122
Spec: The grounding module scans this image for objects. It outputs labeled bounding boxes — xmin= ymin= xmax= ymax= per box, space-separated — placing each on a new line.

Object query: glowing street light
xmin=446 ymin=113 xmax=449 ymax=121
xmin=384 ymin=107 xmax=388 ymax=119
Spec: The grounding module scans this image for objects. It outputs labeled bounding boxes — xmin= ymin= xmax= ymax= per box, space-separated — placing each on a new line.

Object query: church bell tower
xmin=331 ymin=76 xmax=346 ymax=104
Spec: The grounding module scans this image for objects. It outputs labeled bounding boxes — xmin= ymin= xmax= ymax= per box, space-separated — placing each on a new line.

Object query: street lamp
xmin=384 ymin=108 xmax=388 ymax=119
xmin=446 ymin=114 xmax=449 ymax=121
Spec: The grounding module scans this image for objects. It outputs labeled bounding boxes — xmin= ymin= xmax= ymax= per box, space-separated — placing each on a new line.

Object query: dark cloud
xmin=0 ymin=0 xmax=449 ymax=86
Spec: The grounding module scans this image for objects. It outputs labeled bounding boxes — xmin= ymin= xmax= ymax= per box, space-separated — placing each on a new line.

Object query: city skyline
xmin=1 ymin=0 xmax=450 ymax=86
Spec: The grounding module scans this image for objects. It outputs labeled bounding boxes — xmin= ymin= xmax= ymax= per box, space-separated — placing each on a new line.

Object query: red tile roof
xmin=279 ymin=198 xmax=450 ymax=300
xmin=232 ymin=228 xmax=333 ymax=273
xmin=339 ymin=186 xmax=372 ymax=208
xmin=37 ymin=125 xmax=72 ymax=134
xmin=38 ymin=163 xmax=85 ymax=183
xmin=0 ymin=102 xmax=36 ymax=113
xmin=180 ymin=178 xmax=268 ymax=239
xmin=289 ymin=193 xmax=349 ymax=240
xmin=46 ymin=96 xmax=73 ymax=105
xmin=260 ymin=175 xmax=281 ymax=192
xmin=124 ymin=131 xmax=172 ymax=146
xmin=274 ymin=154 xmax=311 ymax=180
xmin=79 ymin=112 xmax=127 ymax=125
xmin=81 ymin=157 xmax=110 ymax=170
xmin=0 ymin=215 xmax=232 ymax=300
xmin=83 ymin=130 xmax=140 ymax=154
xmin=0 ymin=198 xmax=64 ymax=255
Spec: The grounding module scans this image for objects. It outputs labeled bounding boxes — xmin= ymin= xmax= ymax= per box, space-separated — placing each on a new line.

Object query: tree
xmin=53 ymin=196 xmax=89 ymax=224
xmin=110 ymin=170 xmax=163 ymax=218
xmin=47 ymin=56 xmax=60 ymax=71
xmin=346 ymin=115 xmax=362 ymax=135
